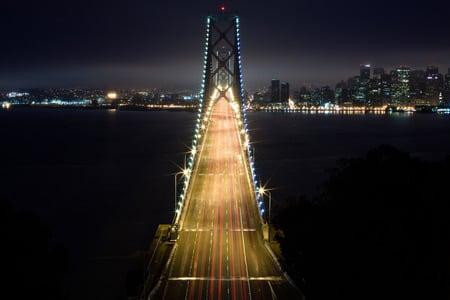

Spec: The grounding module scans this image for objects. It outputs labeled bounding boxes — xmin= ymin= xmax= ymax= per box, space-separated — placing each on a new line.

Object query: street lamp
xmin=174 ymin=168 xmax=189 ymax=215
xmin=258 ymin=186 xmax=272 ymax=242
xmin=183 ymin=146 xmax=197 ymax=169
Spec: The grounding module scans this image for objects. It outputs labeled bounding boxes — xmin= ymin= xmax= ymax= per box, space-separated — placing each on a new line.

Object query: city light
xmin=107 ymin=92 xmax=117 ymax=99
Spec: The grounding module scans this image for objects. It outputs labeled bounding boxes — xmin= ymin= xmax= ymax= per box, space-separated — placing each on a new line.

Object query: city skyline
xmin=1 ymin=0 xmax=449 ymax=91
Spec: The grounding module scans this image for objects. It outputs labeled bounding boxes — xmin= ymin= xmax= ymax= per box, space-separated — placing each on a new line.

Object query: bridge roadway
xmin=151 ymin=97 xmax=303 ymax=299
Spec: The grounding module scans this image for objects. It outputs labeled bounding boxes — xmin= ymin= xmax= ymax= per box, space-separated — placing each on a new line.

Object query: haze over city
xmin=2 ymin=0 xmax=449 ymax=91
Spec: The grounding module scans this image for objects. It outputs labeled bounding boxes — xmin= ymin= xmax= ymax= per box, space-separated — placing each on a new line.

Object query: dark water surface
xmin=1 ymin=108 xmax=449 ymax=299
xmin=248 ymin=111 xmax=450 ymax=199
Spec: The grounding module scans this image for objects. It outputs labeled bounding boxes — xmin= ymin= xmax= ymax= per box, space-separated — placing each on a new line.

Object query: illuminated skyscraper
xmin=367 ymin=67 xmax=391 ymax=106
xmin=380 ymin=73 xmax=391 ymax=103
xmin=390 ymin=66 xmax=410 ymax=105
xmin=368 ymin=67 xmax=384 ymax=106
xmin=353 ymin=64 xmax=371 ymax=106
xmin=350 ymin=75 xmax=367 ymax=106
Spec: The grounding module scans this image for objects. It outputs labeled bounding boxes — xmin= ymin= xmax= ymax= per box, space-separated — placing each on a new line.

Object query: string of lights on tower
xmin=172 ymin=6 xmax=266 ymax=225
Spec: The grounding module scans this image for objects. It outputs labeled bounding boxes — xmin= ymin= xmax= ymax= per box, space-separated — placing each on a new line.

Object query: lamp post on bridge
xmin=174 ymin=168 xmax=189 ymax=217
xmin=258 ymin=186 xmax=272 ymax=242
xmin=174 ymin=146 xmax=197 ymax=218
xmin=184 ymin=146 xmax=197 ymax=170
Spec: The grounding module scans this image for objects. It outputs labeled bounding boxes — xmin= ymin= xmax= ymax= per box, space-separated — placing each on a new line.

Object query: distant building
xmin=380 ymin=73 xmax=391 ymax=104
xmin=444 ymin=68 xmax=450 ymax=104
xmin=310 ymin=88 xmax=322 ymax=106
xmin=373 ymin=67 xmax=385 ymax=80
xmin=409 ymin=70 xmax=426 ymax=105
xmin=281 ymin=82 xmax=289 ymax=102
xmin=390 ymin=66 xmax=410 ymax=105
xmin=424 ymin=65 xmax=443 ymax=105
xmin=306 ymin=86 xmax=334 ymax=106
xmin=321 ymin=86 xmax=335 ymax=104
xmin=294 ymin=86 xmax=311 ymax=106
xmin=271 ymin=79 xmax=280 ymax=103
xmin=335 ymin=80 xmax=350 ymax=106
xmin=360 ymin=64 xmax=371 ymax=80
xmin=349 ymin=75 xmax=366 ymax=106
xmin=253 ymin=91 xmax=268 ymax=103
xmin=368 ymin=78 xmax=382 ymax=107
xmin=366 ymin=67 xmax=386 ymax=106
xmin=345 ymin=64 xmax=371 ymax=106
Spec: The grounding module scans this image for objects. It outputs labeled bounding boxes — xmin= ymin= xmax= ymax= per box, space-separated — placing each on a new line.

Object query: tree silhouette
xmin=1 ymin=200 xmax=68 ymax=299
xmin=273 ymin=145 xmax=450 ymax=300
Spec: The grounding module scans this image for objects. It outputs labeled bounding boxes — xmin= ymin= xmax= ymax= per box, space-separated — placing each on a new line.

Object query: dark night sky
xmin=1 ymin=0 xmax=449 ymax=92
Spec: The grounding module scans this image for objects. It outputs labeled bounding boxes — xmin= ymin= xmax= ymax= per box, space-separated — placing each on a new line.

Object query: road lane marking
xmin=168 ymin=276 xmax=284 ymax=281
xmin=182 ymin=228 xmax=256 ymax=232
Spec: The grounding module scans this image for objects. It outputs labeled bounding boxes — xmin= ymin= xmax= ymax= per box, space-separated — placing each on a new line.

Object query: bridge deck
xmin=150 ymin=98 xmax=303 ymax=299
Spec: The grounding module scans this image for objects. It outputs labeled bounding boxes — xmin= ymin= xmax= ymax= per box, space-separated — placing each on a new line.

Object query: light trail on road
xmin=151 ymin=97 xmax=303 ymax=299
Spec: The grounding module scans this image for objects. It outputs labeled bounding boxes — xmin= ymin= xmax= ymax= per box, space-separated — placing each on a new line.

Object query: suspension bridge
xmin=141 ymin=6 xmax=304 ymax=299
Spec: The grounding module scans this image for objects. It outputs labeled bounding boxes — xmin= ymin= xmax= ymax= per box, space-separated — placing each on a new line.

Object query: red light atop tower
xmin=220 ymin=5 xmax=225 ymax=11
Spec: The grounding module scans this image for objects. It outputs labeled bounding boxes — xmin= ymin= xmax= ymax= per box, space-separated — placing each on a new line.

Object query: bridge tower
xmin=201 ymin=5 xmax=244 ymax=110
xmin=174 ymin=5 xmax=263 ymax=225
